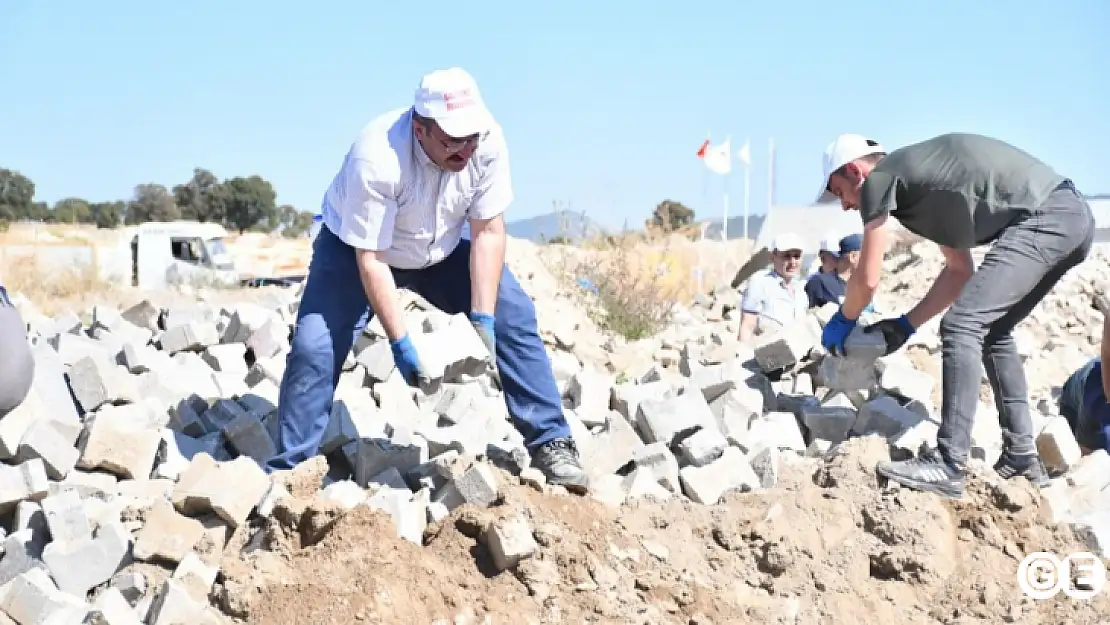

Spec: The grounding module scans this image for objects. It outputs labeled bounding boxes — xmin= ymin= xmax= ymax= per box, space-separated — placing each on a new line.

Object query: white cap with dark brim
xmin=413 ymin=67 xmax=495 ymax=138
xmin=816 ymin=134 xmax=886 ymax=204
xmin=771 ymin=233 xmax=806 ymax=253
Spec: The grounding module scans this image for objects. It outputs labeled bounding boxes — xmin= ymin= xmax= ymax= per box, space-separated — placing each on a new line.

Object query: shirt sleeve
xmin=468 ymin=132 xmax=514 ymax=221
xmin=740 ymin=279 xmax=765 ymax=314
xmin=804 ymin=276 xmax=823 ymax=308
xmin=858 ymin=170 xmax=898 ymax=226
xmin=331 ymin=156 xmax=399 ymax=251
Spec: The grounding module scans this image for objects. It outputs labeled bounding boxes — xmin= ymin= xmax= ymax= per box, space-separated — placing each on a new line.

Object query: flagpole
xmin=722 ymin=186 xmax=729 ymax=242
xmin=742 ymin=137 xmax=750 ymax=243
xmin=722 ymin=136 xmax=730 ymax=242
xmin=768 ymin=137 xmax=775 ymax=210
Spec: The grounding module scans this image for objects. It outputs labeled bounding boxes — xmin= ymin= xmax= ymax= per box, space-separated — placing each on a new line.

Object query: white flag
xmin=737 ymin=139 xmax=751 ymax=166
xmin=698 ymin=136 xmax=732 ymax=175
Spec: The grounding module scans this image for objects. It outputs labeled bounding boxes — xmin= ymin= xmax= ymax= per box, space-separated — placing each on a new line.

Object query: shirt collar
xmin=409 ymin=111 xmax=437 ymax=169
xmin=769 ymin=270 xmax=797 ymax=286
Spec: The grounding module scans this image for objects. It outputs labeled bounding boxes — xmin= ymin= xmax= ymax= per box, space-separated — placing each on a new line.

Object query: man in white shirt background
xmin=737 ymin=233 xmax=809 ymax=342
xmin=267 ymin=67 xmax=588 ymax=491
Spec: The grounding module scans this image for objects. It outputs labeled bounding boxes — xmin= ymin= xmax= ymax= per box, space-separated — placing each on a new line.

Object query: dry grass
xmin=544 ymin=223 xmax=755 ymax=341
xmin=1 ymin=255 xmax=117 ymax=316
xmin=555 ymin=238 xmax=687 ymax=341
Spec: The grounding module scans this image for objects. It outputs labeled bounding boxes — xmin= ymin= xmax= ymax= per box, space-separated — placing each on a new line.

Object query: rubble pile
xmin=0 ymin=237 xmax=1106 ymax=624
xmin=872 ymin=240 xmax=1109 ymax=392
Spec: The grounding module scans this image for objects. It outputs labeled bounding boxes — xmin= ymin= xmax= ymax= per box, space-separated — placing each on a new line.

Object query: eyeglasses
xmin=425 ymin=120 xmax=486 ymax=154
xmin=438 ymin=133 xmax=482 ymax=154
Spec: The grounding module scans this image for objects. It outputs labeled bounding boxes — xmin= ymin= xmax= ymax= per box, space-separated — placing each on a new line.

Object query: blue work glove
xmin=389 ymin=334 xmax=430 ymax=386
xmin=863 ymin=314 xmax=916 ymax=356
xmin=469 ymin=311 xmax=496 ymax=360
xmin=821 ymin=309 xmax=858 ymax=356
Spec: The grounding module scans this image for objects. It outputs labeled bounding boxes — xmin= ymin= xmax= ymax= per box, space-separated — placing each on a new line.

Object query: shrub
xmin=559 ymin=240 xmax=682 ymax=341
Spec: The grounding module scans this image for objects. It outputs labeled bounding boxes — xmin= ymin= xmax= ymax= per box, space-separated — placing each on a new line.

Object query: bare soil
xmin=208 ymin=437 xmax=1109 ymax=625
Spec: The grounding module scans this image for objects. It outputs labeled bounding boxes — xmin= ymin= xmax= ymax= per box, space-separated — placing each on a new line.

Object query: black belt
xmin=0 ymin=286 xmax=10 ymax=308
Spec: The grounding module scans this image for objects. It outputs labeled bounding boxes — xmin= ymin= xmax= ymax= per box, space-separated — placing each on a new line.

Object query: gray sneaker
xmin=876 ymin=448 xmax=966 ymax=499
xmin=994 ymin=452 xmax=1051 ymax=488
xmin=532 ymin=438 xmax=590 ymax=493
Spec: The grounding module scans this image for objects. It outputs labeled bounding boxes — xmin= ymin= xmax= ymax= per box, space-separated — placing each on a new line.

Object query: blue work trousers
xmin=266 ymin=225 xmax=571 ymax=472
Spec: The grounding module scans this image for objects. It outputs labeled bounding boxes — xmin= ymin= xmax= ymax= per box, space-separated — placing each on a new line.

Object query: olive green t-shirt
xmin=857 ymin=133 xmax=1065 ymax=249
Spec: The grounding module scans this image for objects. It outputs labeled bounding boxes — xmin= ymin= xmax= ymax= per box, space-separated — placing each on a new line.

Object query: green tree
xmin=52 ymin=198 xmax=92 ymax=224
xmin=210 ymin=176 xmax=277 ymax=234
xmin=126 ymin=183 xmax=181 ymax=224
xmin=173 ymin=168 xmax=221 ymax=222
xmin=89 ymin=201 xmax=126 ymax=228
xmin=274 ymin=203 xmax=298 ymax=230
xmin=0 ymin=168 xmax=36 ymax=222
xmin=282 ymin=210 xmax=316 ymax=238
xmin=650 ymin=200 xmax=695 ymax=232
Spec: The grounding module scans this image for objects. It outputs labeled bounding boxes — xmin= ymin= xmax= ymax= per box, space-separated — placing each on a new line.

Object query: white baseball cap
xmin=816 ymin=133 xmax=886 ymax=203
xmin=818 ymin=231 xmax=840 ymax=253
xmin=413 ymin=67 xmax=494 ymax=138
xmin=771 ymin=233 xmax=805 ymax=253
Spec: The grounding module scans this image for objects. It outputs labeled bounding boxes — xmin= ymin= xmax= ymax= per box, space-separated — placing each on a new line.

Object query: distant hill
xmin=505 ymin=210 xmax=606 ymax=243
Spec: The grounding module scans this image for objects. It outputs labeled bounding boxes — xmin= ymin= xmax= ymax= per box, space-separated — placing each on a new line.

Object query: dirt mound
xmin=214 ymin=437 xmax=1107 ymax=625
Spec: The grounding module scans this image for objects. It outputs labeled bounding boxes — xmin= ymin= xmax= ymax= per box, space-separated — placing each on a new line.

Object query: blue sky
xmin=3 ymin=0 xmax=1108 ymax=230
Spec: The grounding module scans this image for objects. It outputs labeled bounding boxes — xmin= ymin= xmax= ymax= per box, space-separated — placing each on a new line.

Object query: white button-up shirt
xmin=321 ymin=107 xmax=513 ymax=270
xmin=740 ymin=270 xmax=809 ymax=334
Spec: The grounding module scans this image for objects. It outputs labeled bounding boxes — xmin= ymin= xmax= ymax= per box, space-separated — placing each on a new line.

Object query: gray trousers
xmin=0 ymin=287 xmax=34 ymax=418
xmin=937 ymin=182 xmax=1095 ymax=466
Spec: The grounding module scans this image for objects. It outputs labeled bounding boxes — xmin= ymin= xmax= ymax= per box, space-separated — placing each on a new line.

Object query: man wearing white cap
xmin=816 ymin=132 xmax=1094 ymax=498
xmin=808 ymin=232 xmax=841 ymax=278
xmin=268 ymin=67 xmax=588 ymax=491
xmin=738 ymin=233 xmax=808 ymax=342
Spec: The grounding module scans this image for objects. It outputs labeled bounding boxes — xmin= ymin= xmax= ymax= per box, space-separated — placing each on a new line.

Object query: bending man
xmin=1057 ymin=298 xmax=1110 ymax=456
xmin=817 ymin=132 xmax=1094 ymax=498
xmin=0 ymin=285 xmax=34 ymax=418
xmin=267 ymin=67 xmax=588 ymax=491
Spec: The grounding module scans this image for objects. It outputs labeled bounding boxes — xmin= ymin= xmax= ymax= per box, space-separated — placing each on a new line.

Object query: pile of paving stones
xmin=0 ymin=256 xmax=1107 ymax=623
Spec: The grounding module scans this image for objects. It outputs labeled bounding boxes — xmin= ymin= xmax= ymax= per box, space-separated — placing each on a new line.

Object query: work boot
xmin=532 ymin=438 xmax=590 ymax=493
xmin=993 ymin=452 xmax=1051 ymax=488
xmin=876 ymin=448 xmax=965 ymax=499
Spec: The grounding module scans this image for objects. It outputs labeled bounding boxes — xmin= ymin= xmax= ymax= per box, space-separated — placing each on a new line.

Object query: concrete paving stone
xmin=88 ymin=586 xmax=144 ymax=625
xmin=77 ymin=415 xmax=161 ymax=480
xmin=635 ymin=388 xmax=717 ymax=448
xmin=0 ymin=568 xmax=89 ymax=624
xmin=200 ymin=343 xmax=248 ymax=374
xmin=1036 ymin=415 xmax=1083 ymax=474
xmin=42 ymin=519 xmax=130 ymax=597
xmin=679 ymin=447 xmax=761 ymax=504
xmin=484 ymin=515 xmax=538 ymax=572
xmin=753 ymin=319 xmax=819 ymax=373
xmin=67 ymin=356 xmax=140 ymax=413
xmin=0 ymin=459 xmax=49 ymax=514
xmin=40 ymin=490 xmax=91 ymax=543
xmin=851 ymin=395 xmax=924 ymax=439
xmin=676 ymin=427 xmax=728 ymax=467
xmin=245 ymin=317 xmax=287 ymax=360
xmin=221 ymin=412 xmax=276 ymax=466
xmin=171 ymin=454 xmax=270 ymax=528
xmin=433 ymin=463 xmax=499 ymax=511
xmin=630 ymin=443 xmax=681 ymax=493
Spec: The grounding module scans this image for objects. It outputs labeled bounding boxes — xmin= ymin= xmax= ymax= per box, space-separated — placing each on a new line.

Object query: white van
xmin=126 ymin=221 xmax=241 ymax=289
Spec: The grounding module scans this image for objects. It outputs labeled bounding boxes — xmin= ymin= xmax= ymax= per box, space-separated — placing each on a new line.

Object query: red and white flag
xmin=697 ymin=136 xmax=732 ymax=175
